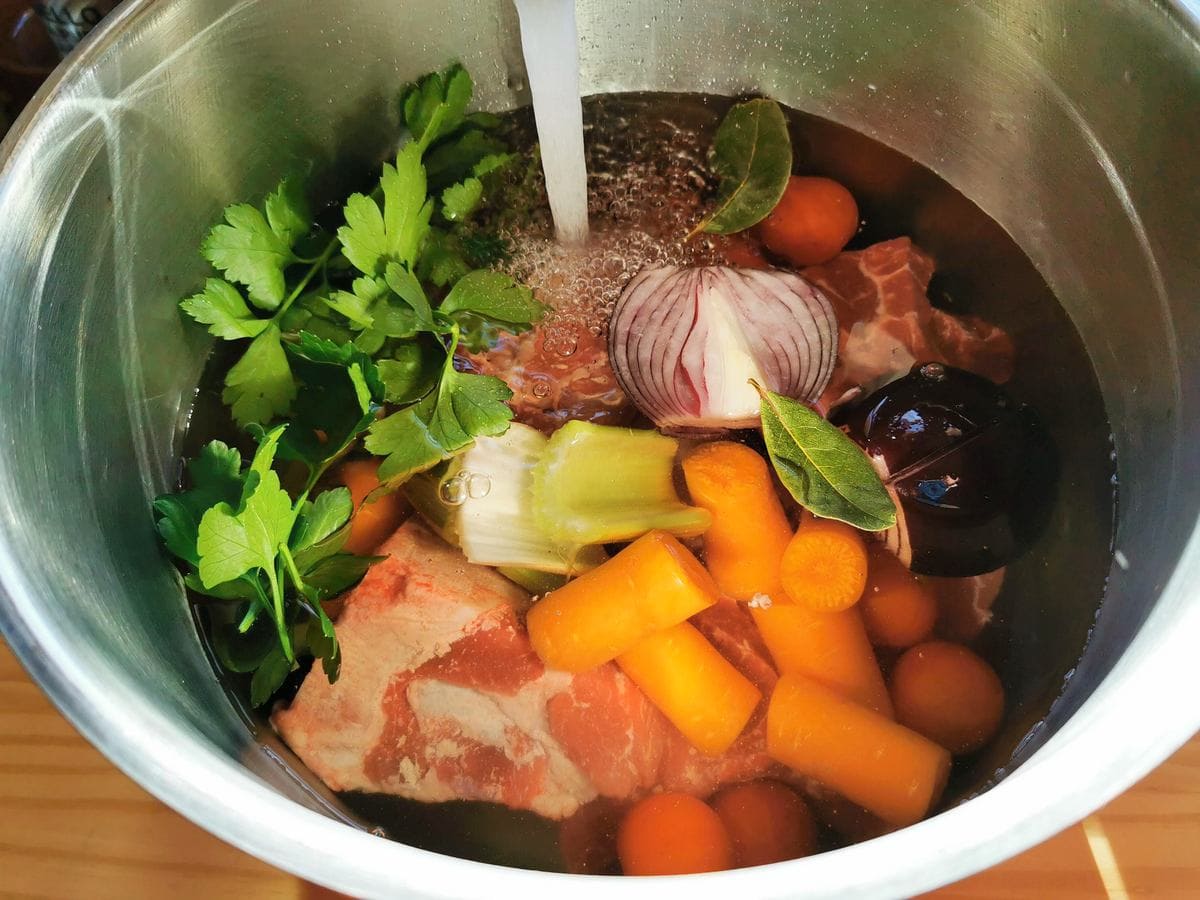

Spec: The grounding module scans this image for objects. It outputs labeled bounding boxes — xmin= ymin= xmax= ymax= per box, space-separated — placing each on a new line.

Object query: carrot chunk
xmin=618 ymin=793 xmax=733 ymax=875
xmin=890 ymin=641 xmax=1006 ymax=754
xmin=618 ymin=622 xmax=761 ymax=756
xmin=860 ymin=545 xmax=938 ymax=648
xmin=767 ymin=673 xmax=951 ymax=827
xmin=780 ymin=517 xmax=869 ymax=612
xmin=681 ymin=441 xmax=794 ymax=600
xmin=527 ymin=531 xmax=720 ymax=673
xmin=334 ymin=458 xmax=410 ymax=555
xmin=710 ymin=780 xmax=817 ymax=867
xmin=752 ymin=601 xmax=893 ymax=717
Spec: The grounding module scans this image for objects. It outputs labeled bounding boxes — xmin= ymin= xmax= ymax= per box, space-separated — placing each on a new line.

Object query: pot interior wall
xmin=0 ymin=0 xmax=1197 ymax=888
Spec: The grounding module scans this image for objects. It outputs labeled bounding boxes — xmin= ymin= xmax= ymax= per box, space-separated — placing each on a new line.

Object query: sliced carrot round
xmin=860 ymin=546 xmax=938 ymax=648
xmin=890 ymin=641 xmax=1005 ymax=754
xmin=780 ymin=518 xmax=869 ymax=612
xmin=617 ymin=792 xmax=733 ymax=876
xmin=710 ymin=780 xmax=817 ymax=867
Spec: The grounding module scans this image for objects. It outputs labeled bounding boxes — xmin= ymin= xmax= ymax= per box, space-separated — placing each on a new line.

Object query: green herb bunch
xmin=154 ymin=64 xmax=545 ymax=704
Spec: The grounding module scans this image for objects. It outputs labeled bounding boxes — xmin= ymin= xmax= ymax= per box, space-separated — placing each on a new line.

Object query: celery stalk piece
xmin=409 ymin=423 xmax=606 ymax=574
xmin=403 ymin=461 xmax=460 ymax=545
xmin=498 ymin=567 xmax=569 ymax=595
xmin=532 ymin=421 xmax=713 ymax=545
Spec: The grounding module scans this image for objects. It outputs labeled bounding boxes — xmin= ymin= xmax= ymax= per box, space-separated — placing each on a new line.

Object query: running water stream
xmin=512 ymin=0 xmax=590 ymax=244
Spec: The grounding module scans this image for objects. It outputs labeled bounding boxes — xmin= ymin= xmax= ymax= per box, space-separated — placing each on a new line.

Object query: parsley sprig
xmin=158 ymin=63 xmax=545 ymax=705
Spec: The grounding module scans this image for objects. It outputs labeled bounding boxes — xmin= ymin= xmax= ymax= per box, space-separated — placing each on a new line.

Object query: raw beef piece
xmin=274 ymin=520 xmax=779 ymax=820
xmin=459 ymin=324 xmax=633 ymax=434
xmin=802 ymin=238 xmax=1014 ymax=409
xmin=273 ymin=519 xmax=596 ymax=819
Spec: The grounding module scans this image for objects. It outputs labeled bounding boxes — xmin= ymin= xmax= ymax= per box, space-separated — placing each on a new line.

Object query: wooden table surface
xmin=3 ymin=640 xmax=1197 ymax=899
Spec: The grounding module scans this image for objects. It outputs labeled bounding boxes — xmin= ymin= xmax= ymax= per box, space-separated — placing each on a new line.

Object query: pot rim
xmin=2 ymin=1 xmax=1199 ymax=896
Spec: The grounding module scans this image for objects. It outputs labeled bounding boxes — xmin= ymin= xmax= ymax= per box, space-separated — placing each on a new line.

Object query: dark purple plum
xmin=833 ymin=362 xmax=1056 ymax=576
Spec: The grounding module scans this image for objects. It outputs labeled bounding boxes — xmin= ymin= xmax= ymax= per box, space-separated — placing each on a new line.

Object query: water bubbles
xmin=531 ymin=379 xmax=552 ymax=398
xmin=439 ymin=474 xmax=469 ymax=507
xmin=439 ymin=471 xmax=493 ymax=504
xmin=480 ymin=96 xmax=730 ymax=344
xmin=466 ymin=473 xmax=492 ymax=500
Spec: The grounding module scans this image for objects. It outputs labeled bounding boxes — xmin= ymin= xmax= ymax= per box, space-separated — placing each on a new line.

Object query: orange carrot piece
xmin=710 ymin=780 xmax=818 ymax=867
xmin=860 ymin=545 xmax=938 ymax=648
xmin=752 ymin=602 xmax=893 ymax=717
xmin=527 ymin=531 xmax=720 ymax=673
xmin=681 ymin=441 xmax=793 ymax=599
xmin=618 ymin=793 xmax=733 ymax=876
xmin=890 ymin=641 xmax=1006 ymax=754
xmin=617 ymin=622 xmax=761 ymax=756
xmin=767 ymin=673 xmax=951 ymax=827
xmin=780 ymin=517 xmax=869 ymax=612
xmin=335 ymin=458 xmax=410 ymax=555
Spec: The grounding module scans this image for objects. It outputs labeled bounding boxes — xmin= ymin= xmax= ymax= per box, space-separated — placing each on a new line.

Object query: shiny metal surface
xmin=0 ymin=0 xmax=1198 ymax=896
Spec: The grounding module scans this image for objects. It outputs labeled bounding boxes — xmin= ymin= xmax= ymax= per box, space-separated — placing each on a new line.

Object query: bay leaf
xmin=692 ymin=98 xmax=793 ymax=237
xmin=755 ymin=383 xmax=897 ymax=531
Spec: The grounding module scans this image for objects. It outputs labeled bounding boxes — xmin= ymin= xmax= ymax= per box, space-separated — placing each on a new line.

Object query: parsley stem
xmin=263 ymin=562 xmax=294 ymax=663
xmin=279 ymin=544 xmax=313 ymax=602
xmin=273 ymin=237 xmax=339 ymax=324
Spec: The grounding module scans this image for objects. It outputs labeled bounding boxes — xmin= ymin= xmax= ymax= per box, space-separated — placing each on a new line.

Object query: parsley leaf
xmin=326 ymin=275 xmax=388 ymax=329
xmin=439 ymin=269 xmax=545 ymax=326
xmin=417 ymin=230 xmax=473 ymax=288
xmin=338 ymin=143 xmax=433 ymax=276
xmin=276 ymin=332 xmax=384 ymax=470
xmin=202 ymin=196 xmax=300 ymax=310
xmin=425 ymin=129 xmax=507 ymax=192
xmin=366 ymin=347 xmax=514 ymax=484
xmin=221 ymin=324 xmax=297 ymax=428
xmin=180 ymin=278 xmax=270 ymax=341
xmin=304 ymin=554 xmax=378 ymax=602
xmin=264 ymin=177 xmax=312 ymax=246
xmin=154 ymin=441 xmax=244 ymax=565
xmin=196 ymin=464 xmax=294 ymax=589
xmin=401 ymin=64 xmax=473 ymax=150
xmin=441 ymin=178 xmax=483 ymax=222
xmin=384 ymin=262 xmax=436 ymax=330
xmin=377 ymin=337 xmax=443 ymax=404
xmin=291 ymin=487 xmax=353 ymax=557
xmin=250 ymin=646 xmax=293 ymax=707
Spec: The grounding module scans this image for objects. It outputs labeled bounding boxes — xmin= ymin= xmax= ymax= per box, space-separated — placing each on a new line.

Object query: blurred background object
xmin=34 ymin=0 xmax=118 ymax=56
xmin=0 ymin=0 xmax=118 ymax=132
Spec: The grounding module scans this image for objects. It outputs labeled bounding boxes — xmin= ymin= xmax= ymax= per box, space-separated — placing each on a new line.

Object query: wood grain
xmin=2 ymin=640 xmax=1197 ymax=898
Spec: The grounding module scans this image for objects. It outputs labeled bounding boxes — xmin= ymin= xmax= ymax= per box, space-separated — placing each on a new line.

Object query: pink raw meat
xmin=803 ymin=238 xmax=1014 ymax=410
xmin=273 ymin=520 xmax=778 ymax=820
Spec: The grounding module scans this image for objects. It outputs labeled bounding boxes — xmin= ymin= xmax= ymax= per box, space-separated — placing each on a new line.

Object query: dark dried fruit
xmin=833 ymin=362 xmax=1055 ymax=576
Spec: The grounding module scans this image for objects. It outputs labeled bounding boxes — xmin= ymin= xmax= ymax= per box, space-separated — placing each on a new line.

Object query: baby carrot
xmin=618 ymin=793 xmax=733 ymax=876
xmin=860 ymin=545 xmax=938 ymax=648
xmin=335 ymin=458 xmax=410 ymax=555
xmin=617 ymin=622 xmax=761 ymax=756
xmin=710 ymin=780 xmax=818 ymax=867
xmin=890 ymin=641 xmax=1006 ymax=754
xmin=682 ymin=441 xmax=794 ymax=600
xmin=767 ymin=673 xmax=951 ymax=827
xmin=780 ymin=517 xmax=869 ymax=612
xmin=752 ymin=601 xmax=893 ymax=717
xmin=527 ymin=531 xmax=720 ymax=672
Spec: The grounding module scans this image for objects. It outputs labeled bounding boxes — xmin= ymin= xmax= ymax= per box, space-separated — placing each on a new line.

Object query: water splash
xmin=512 ymin=0 xmax=590 ymax=244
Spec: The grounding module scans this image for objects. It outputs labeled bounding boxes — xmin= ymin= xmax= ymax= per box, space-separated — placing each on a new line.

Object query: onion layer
xmin=608 ymin=265 xmax=837 ymax=433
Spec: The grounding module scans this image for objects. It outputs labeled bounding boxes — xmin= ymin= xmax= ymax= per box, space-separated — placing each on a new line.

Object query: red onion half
xmin=608 ymin=265 xmax=837 ymax=433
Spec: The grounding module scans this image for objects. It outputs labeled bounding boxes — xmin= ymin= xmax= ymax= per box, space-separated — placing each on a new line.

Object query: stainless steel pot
xmin=1 ymin=0 xmax=1198 ymax=896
